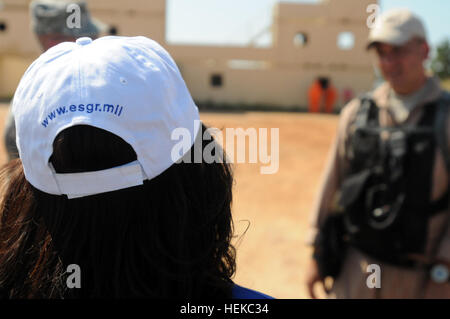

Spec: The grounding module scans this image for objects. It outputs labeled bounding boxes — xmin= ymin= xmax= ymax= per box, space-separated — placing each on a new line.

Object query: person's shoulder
xmin=340 ymin=97 xmax=361 ymax=116
xmin=337 ymin=96 xmax=364 ymax=130
xmin=340 ymin=83 xmax=389 ymax=122
xmin=424 ymin=76 xmax=447 ymax=105
xmin=439 ymin=89 xmax=450 ymax=103
xmin=435 ymin=88 xmax=450 ymax=118
xmin=232 ymin=284 xmax=274 ymax=299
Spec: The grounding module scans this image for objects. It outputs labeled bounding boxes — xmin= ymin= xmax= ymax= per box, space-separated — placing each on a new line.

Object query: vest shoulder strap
xmin=355 ymin=93 xmax=379 ymax=128
xmin=355 ymin=91 xmax=450 ymax=175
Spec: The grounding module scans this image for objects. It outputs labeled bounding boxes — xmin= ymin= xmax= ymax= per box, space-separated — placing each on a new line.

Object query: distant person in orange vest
xmin=308 ymin=77 xmax=338 ymax=113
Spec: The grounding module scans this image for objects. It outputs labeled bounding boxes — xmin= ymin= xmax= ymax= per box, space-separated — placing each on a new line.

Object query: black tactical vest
xmin=337 ymin=95 xmax=449 ymax=267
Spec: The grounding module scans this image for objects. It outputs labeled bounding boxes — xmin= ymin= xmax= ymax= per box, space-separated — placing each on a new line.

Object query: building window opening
xmin=210 ymin=74 xmax=223 ymax=87
xmin=0 ymin=22 xmax=7 ymax=32
xmin=294 ymin=32 xmax=308 ymax=47
xmin=109 ymin=26 xmax=118 ymax=36
xmin=337 ymin=32 xmax=355 ymax=50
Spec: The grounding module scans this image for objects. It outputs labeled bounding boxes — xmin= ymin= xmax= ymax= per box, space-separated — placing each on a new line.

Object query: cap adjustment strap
xmin=50 ymin=160 xmax=147 ymax=199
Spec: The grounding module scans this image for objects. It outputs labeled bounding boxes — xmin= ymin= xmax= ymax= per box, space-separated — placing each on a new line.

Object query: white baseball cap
xmin=12 ymin=36 xmax=200 ymax=199
xmin=368 ymin=8 xmax=427 ymax=49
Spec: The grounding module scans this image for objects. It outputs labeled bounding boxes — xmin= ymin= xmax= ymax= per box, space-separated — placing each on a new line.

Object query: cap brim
xmin=366 ymin=28 xmax=411 ymax=50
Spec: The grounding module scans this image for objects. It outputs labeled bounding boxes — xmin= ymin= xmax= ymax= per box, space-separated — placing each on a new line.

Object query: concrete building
xmin=0 ymin=0 xmax=377 ymax=110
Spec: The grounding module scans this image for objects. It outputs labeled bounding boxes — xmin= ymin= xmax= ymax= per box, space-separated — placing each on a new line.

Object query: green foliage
xmin=432 ymin=39 xmax=450 ymax=79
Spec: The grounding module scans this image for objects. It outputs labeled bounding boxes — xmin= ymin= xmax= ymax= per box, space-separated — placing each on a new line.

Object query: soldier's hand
xmin=305 ymin=258 xmax=324 ymax=299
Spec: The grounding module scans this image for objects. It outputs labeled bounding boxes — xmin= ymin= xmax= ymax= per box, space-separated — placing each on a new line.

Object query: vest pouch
xmin=338 ymin=169 xmax=372 ymax=209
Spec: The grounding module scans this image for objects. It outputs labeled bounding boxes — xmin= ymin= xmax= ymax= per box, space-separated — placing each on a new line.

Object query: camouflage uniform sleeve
xmin=305 ymin=99 xmax=361 ymax=245
xmin=4 ymin=106 xmax=19 ymax=160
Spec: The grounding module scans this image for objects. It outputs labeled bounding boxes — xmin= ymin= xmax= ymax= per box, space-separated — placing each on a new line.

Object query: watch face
xmin=431 ymin=264 xmax=450 ymax=284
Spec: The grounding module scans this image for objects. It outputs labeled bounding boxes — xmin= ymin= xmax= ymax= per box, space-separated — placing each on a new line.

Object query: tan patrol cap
xmin=367 ymin=8 xmax=427 ymax=49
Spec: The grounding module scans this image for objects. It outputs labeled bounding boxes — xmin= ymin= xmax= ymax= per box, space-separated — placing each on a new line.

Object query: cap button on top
xmin=76 ymin=37 xmax=93 ymax=46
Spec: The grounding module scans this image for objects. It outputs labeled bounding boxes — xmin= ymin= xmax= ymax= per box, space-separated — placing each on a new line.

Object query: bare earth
xmin=0 ymin=103 xmax=339 ymax=299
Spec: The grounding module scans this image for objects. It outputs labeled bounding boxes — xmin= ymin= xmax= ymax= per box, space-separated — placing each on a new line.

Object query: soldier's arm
xmin=305 ymin=99 xmax=360 ymax=245
xmin=422 ymin=112 xmax=450 ymax=298
xmin=425 ymin=205 xmax=450 ymax=298
xmin=435 ymin=113 xmax=450 ymax=264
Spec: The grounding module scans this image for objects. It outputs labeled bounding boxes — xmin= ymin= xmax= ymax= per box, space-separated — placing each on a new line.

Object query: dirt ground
xmin=0 ymin=103 xmax=339 ymax=298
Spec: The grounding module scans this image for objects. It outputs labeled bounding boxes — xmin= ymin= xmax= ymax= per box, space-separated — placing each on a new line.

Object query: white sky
xmin=166 ymin=0 xmax=450 ymax=48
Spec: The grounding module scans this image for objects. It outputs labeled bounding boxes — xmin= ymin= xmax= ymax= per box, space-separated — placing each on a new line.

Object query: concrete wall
xmin=167 ymin=0 xmax=376 ymax=109
xmin=0 ymin=54 xmax=35 ymax=99
xmin=0 ymin=0 xmax=377 ymax=109
xmin=170 ymin=46 xmax=373 ymax=108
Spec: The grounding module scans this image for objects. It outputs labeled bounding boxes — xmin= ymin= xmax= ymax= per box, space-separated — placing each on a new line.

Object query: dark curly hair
xmin=0 ymin=123 xmax=236 ymax=298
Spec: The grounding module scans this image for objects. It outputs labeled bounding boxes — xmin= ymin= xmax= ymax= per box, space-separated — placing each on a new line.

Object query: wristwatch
xmin=430 ymin=264 xmax=450 ymax=284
